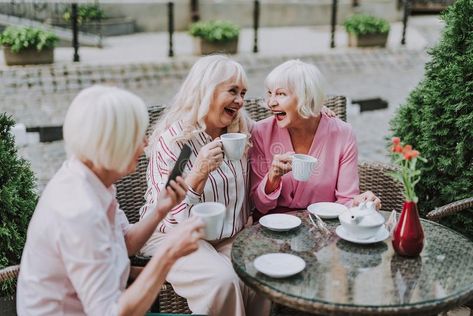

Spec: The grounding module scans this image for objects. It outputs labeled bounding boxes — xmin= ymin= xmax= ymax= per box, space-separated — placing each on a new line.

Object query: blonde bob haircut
xmin=265 ymin=59 xmax=326 ymax=118
xmin=63 ymin=85 xmax=149 ymax=173
xmin=150 ymin=54 xmax=251 ymax=148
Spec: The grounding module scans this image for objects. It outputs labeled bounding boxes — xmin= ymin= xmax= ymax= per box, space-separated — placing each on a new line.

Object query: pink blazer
xmin=249 ymin=114 xmax=360 ymax=216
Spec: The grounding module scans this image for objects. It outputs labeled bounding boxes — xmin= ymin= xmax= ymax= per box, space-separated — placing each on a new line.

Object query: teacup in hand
xmin=221 ymin=133 xmax=247 ymax=161
xmin=292 ymin=154 xmax=318 ymax=181
xmin=191 ymin=202 xmax=225 ymax=240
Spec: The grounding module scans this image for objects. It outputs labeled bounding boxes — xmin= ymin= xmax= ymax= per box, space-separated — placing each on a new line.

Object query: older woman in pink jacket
xmin=249 ymin=60 xmax=380 ymax=218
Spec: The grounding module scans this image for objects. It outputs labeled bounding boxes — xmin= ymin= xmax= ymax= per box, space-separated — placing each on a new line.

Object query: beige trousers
xmin=141 ymin=231 xmax=270 ymax=316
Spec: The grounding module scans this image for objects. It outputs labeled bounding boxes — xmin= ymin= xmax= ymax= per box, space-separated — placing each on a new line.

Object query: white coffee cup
xmin=292 ymin=154 xmax=318 ymax=181
xmin=191 ymin=202 xmax=225 ymax=240
xmin=220 ymin=133 xmax=247 ymax=161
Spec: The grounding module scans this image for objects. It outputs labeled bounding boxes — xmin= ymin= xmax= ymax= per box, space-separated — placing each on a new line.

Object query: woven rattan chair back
xmin=115 ymin=105 xmax=165 ymax=223
xmin=358 ymin=161 xmax=404 ymax=212
xmin=244 ymin=96 xmax=347 ymax=122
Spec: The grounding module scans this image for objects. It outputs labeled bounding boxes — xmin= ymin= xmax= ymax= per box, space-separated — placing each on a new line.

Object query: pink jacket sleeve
xmin=249 ymin=128 xmax=282 ymax=214
xmin=335 ymin=128 xmax=360 ymax=206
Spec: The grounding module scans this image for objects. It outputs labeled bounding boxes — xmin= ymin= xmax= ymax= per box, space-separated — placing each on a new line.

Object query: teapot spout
xmin=350 ymin=214 xmax=363 ymax=224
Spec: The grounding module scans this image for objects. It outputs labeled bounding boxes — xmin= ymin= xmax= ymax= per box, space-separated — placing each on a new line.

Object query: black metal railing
xmin=1 ymin=0 xmax=448 ymax=59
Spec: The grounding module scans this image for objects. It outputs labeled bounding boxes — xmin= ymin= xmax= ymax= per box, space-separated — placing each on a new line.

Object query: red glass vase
xmin=392 ymin=201 xmax=424 ymax=257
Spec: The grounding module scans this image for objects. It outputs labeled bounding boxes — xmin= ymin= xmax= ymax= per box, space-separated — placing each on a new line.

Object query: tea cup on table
xmin=291 ymin=154 xmax=318 ymax=181
xmin=191 ymin=202 xmax=225 ymax=241
xmin=220 ymin=133 xmax=247 ymax=161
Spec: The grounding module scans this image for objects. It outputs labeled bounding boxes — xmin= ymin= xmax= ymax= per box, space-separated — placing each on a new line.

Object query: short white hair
xmin=265 ymin=59 xmax=326 ymax=118
xmin=63 ymin=85 xmax=149 ymax=173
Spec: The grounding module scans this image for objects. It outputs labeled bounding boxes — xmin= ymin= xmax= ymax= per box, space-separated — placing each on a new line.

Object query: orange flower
xmin=389 ymin=137 xmax=426 ymax=203
xmin=402 ymin=145 xmax=412 ymax=154
xmin=393 ymin=144 xmax=403 ymax=153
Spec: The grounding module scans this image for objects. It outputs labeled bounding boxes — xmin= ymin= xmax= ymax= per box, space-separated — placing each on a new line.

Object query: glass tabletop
xmin=231 ymin=212 xmax=473 ymax=315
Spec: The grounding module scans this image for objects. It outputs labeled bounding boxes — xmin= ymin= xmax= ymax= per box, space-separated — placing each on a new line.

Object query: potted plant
xmin=0 ymin=26 xmax=59 ymax=66
xmin=63 ymin=3 xmax=106 ymax=25
xmin=0 ymin=114 xmax=37 ymax=315
xmin=61 ymin=4 xmax=135 ymax=36
xmin=189 ymin=20 xmax=240 ymax=55
xmin=344 ymin=14 xmax=390 ymax=48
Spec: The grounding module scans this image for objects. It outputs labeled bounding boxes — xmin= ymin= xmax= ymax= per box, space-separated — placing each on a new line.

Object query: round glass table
xmin=231 ymin=212 xmax=473 ymax=315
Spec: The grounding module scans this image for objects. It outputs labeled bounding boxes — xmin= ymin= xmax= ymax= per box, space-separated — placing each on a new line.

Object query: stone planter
xmin=348 ymin=32 xmax=389 ymax=48
xmin=193 ymin=37 xmax=238 ymax=55
xmin=0 ymin=296 xmax=16 ymax=316
xmin=3 ymin=46 xmax=54 ymax=66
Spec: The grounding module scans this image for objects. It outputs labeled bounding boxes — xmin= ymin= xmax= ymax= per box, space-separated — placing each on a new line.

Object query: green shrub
xmin=0 ymin=26 xmax=58 ymax=53
xmin=189 ymin=20 xmax=239 ymax=42
xmin=390 ymin=0 xmax=473 ymax=239
xmin=344 ymin=14 xmax=390 ymax=35
xmin=63 ymin=4 xmax=106 ymax=24
xmin=0 ymin=114 xmax=37 ymax=297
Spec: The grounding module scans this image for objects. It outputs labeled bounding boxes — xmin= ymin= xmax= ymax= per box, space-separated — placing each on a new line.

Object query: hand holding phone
xmin=166 ymin=144 xmax=192 ymax=187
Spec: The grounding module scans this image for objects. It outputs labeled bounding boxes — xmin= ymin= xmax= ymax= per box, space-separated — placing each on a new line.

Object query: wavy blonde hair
xmin=149 ymin=55 xmax=252 ymax=151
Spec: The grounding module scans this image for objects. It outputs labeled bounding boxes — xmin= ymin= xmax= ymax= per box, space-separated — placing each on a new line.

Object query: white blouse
xmin=17 ymin=158 xmax=130 ymax=316
xmin=140 ymin=121 xmax=250 ymax=239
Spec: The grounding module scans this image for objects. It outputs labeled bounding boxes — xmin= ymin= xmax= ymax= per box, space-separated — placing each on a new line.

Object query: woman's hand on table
xmin=162 ymin=218 xmax=205 ymax=261
xmin=156 ymin=176 xmax=188 ymax=218
xmin=352 ymin=190 xmax=382 ymax=210
xmin=266 ymin=153 xmax=293 ymax=194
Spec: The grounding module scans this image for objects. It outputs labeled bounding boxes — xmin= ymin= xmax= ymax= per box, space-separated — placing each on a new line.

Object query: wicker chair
xmin=0 ymin=265 xmax=19 ymax=285
xmin=426 ymin=197 xmax=473 ymax=221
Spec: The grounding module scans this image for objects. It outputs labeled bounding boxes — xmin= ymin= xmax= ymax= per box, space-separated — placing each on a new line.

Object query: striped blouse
xmin=140 ymin=121 xmax=250 ymax=239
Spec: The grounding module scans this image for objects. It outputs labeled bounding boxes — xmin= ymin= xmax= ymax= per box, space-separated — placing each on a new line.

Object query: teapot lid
xmin=344 ymin=202 xmax=385 ymax=227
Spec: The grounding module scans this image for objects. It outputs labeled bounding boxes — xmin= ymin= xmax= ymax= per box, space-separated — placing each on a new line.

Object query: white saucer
xmin=254 ymin=253 xmax=306 ymax=278
xmin=308 ymin=202 xmax=348 ymax=219
xmin=335 ymin=225 xmax=390 ymax=244
xmin=259 ymin=214 xmax=301 ymax=232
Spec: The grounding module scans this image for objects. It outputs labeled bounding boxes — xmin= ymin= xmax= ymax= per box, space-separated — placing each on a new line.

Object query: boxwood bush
xmin=390 ymin=0 xmax=473 ymax=238
xmin=189 ymin=20 xmax=239 ymax=42
xmin=0 ymin=114 xmax=37 ymax=297
xmin=344 ymin=14 xmax=390 ymax=35
xmin=0 ymin=26 xmax=58 ymax=53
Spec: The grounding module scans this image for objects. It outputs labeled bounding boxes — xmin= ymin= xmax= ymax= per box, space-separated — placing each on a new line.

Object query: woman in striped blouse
xmin=139 ymin=55 xmax=269 ymax=316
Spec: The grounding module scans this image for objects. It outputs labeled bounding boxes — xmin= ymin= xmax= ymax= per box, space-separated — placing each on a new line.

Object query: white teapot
xmin=338 ymin=201 xmax=385 ymax=239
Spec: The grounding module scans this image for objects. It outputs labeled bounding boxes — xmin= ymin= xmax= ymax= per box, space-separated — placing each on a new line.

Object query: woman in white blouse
xmin=17 ymin=85 xmax=204 ymax=316
xmin=140 ymin=55 xmax=269 ymax=316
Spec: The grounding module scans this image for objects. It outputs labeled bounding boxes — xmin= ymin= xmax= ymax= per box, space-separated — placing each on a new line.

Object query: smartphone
xmin=165 ymin=144 xmax=192 ymax=187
